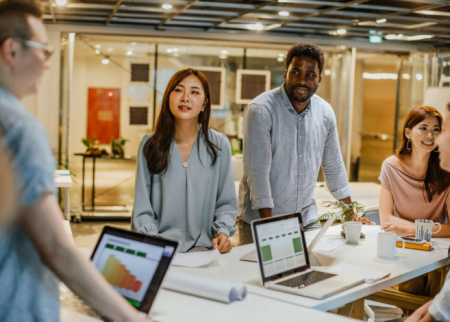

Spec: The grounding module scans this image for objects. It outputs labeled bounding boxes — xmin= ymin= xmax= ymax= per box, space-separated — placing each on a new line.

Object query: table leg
xmin=92 ymin=157 xmax=96 ymax=210
xmin=64 ymin=187 xmax=70 ymax=220
xmin=81 ymin=156 xmax=86 ymax=211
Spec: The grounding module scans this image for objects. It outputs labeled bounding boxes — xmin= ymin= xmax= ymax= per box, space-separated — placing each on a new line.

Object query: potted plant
xmin=316 ymin=200 xmax=366 ymax=223
xmin=111 ymin=137 xmax=129 ymax=158
xmin=81 ymin=135 xmax=102 ymax=156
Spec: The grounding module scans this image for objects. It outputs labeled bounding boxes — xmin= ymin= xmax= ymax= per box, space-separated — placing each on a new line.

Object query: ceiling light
xmin=415 ymin=73 xmax=423 ymax=81
xmin=277 ymin=56 xmax=284 ymax=62
xmin=396 ymin=34 xmax=403 ymax=39
xmin=408 ymin=35 xmax=433 ymax=41
xmin=55 ymin=0 xmax=67 ymax=6
xmin=279 ymin=11 xmax=289 ymax=17
xmin=95 ymin=49 xmax=100 ymax=55
xmin=102 ymin=57 xmax=110 ymax=65
xmin=278 ymin=53 xmax=285 ymax=57
xmin=369 ymin=30 xmax=376 ymax=35
xmin=221 ymin=50 xmax=228 ymax=55
xmin=247 ymin=23 xmax=264 ymax=31
xmin=416 ymin=10 xmax=450 ymax=17
xmin=162 ymin=4 xmax=172 ymax=10
xmin=336 ymin=29 xmax=346 ymax=35
xmin=324 ymin=69 xmax=331 ymax=76
xmin=173 ymin=48 xmax=179 ymax=52
xmin=166 ymin=48 xmax=173 ymax=53
xmin=126 ymin=50 xmax=133 ymax=56
xmin=94 ymin=44 xmax=101 ymax=49
xmin=369 ymin=35 xmax=382 ymax=43
xmin=376 ymin=18 xmax=386 ymax=24
xmin=385 ymin=34 xmax=397 ymax=40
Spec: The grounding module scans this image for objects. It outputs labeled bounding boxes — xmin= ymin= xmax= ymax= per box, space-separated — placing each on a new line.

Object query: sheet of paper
xmin=326 ymin=262 xmax=390 ymax=283
xmin=305 ymin=235 xmax=345 ymax=252
xmin=172 ymin=249 xmax=220 ymax=267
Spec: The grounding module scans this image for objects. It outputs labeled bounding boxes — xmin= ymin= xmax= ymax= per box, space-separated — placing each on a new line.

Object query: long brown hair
xmin=144 ymin=68 xmax=218 ymax=175
xmin=397 ymin=106 xmax=450 ymax=202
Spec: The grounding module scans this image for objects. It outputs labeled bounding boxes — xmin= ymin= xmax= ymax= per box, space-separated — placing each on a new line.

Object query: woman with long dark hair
xmin=379 ymin=105 xmax=450 ymax=237
xmin=131 ymin=68 xmax=237 ymax=253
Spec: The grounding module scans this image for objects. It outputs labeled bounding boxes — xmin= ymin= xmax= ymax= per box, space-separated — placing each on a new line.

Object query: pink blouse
xmin=379 ymin=160 xmax=450 ymax=223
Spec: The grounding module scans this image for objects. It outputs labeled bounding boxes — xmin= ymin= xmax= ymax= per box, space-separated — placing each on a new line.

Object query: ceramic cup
xmin=344 ymin=221 xmax=362 ymax=245
xmin=415 ymin=219 xmax=441 ymax=242
xmin=377 ymin=232 xmax=405 ymax=260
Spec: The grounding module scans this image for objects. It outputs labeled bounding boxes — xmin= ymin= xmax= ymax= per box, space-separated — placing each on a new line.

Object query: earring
xmin=407 ymin=139 xmax=412 ymax=151
xmin=434 ymin=147 xmax=439 ymax=153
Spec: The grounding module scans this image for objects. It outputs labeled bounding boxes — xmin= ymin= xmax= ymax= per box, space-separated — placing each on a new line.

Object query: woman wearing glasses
xmin=132 ymin=68 xmax=237 ymax=253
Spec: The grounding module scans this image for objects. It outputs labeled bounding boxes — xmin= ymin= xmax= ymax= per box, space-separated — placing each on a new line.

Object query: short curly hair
xmin=285 ymin=42 xmax=325 ymax=74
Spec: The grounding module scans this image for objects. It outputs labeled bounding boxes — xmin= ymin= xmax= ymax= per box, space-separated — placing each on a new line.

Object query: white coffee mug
xmin=344 ymin=221 xmax=362 ymax=245
xmin=377 ymin=232 xmax=405 ymax=260
xmin=415 ymin=219 xmax=441 ymax=242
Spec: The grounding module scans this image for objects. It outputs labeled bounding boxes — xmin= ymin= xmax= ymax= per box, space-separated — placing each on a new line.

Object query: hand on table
xmin=212 ymin=233 xmax=232 ymax=253
xmin=405 ymin=301 xmax=436 ymax=322
xmin=348 ymin=208 xmax=375 ymax=225
xmin=381 ymin=222 xmax=414 ymax=236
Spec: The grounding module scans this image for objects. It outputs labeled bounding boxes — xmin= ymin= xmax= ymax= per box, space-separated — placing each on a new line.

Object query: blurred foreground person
xmin=0 ymin=0 xmax=154 ymax=320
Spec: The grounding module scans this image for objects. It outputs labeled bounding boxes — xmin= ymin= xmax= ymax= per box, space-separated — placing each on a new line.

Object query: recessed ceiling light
xmin=278 ymin=53 xmax=285 ymax=57
xmin=95 ymin=49 xmax=100 ymax=55
xmin=162 ymin=4 xmax=172 ymax=10
xmin=126 ymin=50 xmax=133 ymax=56
xmin=324 ymin=69 xmax=331 ymax=76
xmin=415 ymin=73 xmax=423 ymax=81
xmin=166 ymin=48 xmax=173 ymax=53
xmin=369 ymin=30 xmax=376 ymax=35
xmin=56 ymin=0 xmax=67 ymax=6
xmin=336 ymin=29 xmax=346 ymax=35
xmin=221 ymin=50 xmax=228 ymax=55
xmin=279 ymin=11 xmax=289 ymax=17
xmin=385 ymin=34 xmax=397 ymax=40
xmin=94 ymin=44 xmax=101 ymax=49
xmin=277 ymin=56 xmax=284 ymax=62
xmin=376 ymin=18 xmax=386 ymax=24
xmin=102 ymin=57 xmax=110 ymax=65
xmin=173 ymin=48 xmax=179 ymax=52
xmin=247 ymin=23 xmax=264 ymax=31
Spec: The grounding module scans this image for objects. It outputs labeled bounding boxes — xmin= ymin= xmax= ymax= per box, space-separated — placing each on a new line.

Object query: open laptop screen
xmin=91 ymin=226 xmax=178 ymax=313
xmin=252 ymin=214 xmax=309 ymax=282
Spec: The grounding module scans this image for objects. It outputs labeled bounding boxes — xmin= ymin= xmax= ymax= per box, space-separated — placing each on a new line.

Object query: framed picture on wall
xmin=87 ymin=88 xmax=121 ymax=144
xmin=235 ymin=69 xmax=271 ymax=104
xmin=195 ymin=66 xmax=225 ymax=109
xmin=131 ymin=63 xmax=151 ymax=83
xmin=128 ymin=106 xmax=150 ymax=126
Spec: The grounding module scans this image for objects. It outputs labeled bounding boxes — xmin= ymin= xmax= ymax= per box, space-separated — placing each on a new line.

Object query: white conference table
xmin=55 ymin=170 xmax=73 ymax=220
xmin=169 ymin=224 xmax=450 ymax=312
xmin=61 ymin=289 xmax=357 ymax=322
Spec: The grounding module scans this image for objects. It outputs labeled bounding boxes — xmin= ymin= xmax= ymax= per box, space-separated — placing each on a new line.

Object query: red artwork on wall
xmin=87 ymin=88 xmax=120 ymax=144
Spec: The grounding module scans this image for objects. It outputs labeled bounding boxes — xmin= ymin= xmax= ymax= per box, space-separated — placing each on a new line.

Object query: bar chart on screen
xmin=92 ymin=238 xmax=162 ymax=307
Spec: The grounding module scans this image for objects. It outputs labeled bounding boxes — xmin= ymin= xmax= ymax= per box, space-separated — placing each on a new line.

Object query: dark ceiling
xmin=39 ymin=0 xmax=450 ymax=49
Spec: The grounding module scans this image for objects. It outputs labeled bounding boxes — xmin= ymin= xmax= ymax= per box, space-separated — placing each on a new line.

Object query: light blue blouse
xmin=131 ymin=129 xmax=238 ymax=252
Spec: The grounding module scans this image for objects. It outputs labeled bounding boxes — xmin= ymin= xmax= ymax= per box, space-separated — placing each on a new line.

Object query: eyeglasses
xmin=22 ymin=39 xmax=54 ymax=60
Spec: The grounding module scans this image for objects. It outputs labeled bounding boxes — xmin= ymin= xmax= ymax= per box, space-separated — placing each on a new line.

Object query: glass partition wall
xmin=58 ymin=32 xmax=434 ymax=214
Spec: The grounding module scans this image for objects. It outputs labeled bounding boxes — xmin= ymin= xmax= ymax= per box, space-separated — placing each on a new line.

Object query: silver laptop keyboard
xmin=276 ymin=270 xmax=336 ymax=288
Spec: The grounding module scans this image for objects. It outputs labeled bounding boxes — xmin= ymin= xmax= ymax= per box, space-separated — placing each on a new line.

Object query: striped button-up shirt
xmin=238 ymin=84 xmax=352 ymax=226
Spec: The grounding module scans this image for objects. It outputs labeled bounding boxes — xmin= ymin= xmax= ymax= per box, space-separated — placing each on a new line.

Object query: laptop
xmin=240 ymin=212 xmax=338 ymax=263
xmin=251 ymin=213 xmax=364 ymax=299
xmin=89 ymin=226 xmax=179 ymax=314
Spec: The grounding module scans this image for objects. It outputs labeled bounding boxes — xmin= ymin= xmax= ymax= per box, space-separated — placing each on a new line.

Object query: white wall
xmin=69 ymin=53 xmax=153 ymax=158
